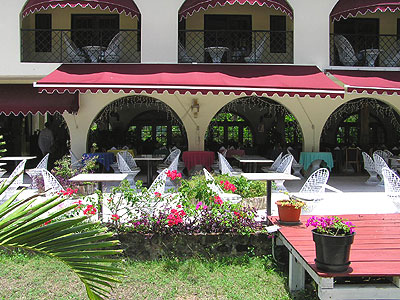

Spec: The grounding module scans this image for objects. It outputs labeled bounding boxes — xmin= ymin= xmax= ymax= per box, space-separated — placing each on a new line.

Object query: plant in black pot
xmin=306 ymin=216 xmax=356 ymax=273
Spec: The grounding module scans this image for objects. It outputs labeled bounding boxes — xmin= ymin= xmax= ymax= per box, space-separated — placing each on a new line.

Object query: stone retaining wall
xmin=118 ymin=232 xmax=272 ymax=260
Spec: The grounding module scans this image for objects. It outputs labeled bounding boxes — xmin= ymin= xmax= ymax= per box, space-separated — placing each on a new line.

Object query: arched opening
xmin=321 ymin=98 xmax=400 ymax=151
xmin=87 ymin=96 xmax=188 ymax=154
xmin=205 ymin=96 xmax=303 ymax=159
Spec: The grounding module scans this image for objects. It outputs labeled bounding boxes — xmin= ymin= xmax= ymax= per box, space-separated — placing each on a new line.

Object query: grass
xmin=0 ymin=249 xmax=318 ymax=300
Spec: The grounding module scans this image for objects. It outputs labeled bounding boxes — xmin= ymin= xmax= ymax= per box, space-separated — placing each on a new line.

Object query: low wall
xmin=118 ymin=232 xmax=272 ymax=260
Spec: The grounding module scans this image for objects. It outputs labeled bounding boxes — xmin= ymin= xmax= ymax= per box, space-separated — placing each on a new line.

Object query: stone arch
xmin=86 ymin=95 xmax=188 ymax=153
xmin=320 ymin=97 xmax=400 ymax=151
xmin=204 ymin=96 xmax=304 ymax=157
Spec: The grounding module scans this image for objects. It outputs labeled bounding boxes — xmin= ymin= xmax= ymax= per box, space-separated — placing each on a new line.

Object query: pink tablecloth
xmin=225 ymin=149 xmax=245 ymax=158
xmin=182 ymin=151 xmax=215 ymax=171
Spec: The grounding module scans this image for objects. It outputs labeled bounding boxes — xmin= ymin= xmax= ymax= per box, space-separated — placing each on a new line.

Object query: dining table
xmin=133 ymin=154 xmax=165 ymax=185
xmin=69 ymin=173 xmax=128 ymax=220
xmin=299 ymin=152 xmax=334 ymax=171
xmin=82 ymin=152 xmax=115 ymax=171
xmin=241 ymin=172 xmax=300 ymax=217
xmin=234 ymin=155 xmax=273 ymax=172
xmin=182 ymin=151 xmax=215 ymax=172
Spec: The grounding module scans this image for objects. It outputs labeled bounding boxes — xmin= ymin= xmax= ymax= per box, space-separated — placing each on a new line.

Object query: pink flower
xmin=214 ymin=196 xmax=223 ymax=205
xmin=111 ymin=214 xmax=120 ymax=221
xmin=196 ymin=202 xmax=203 ymax=210
xmin=154 ymin=192 xmax=162 ymax=198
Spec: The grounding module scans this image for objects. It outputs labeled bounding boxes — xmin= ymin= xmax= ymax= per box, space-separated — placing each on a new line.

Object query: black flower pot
xmin=312 ymin=229 xmax=355 ymax=273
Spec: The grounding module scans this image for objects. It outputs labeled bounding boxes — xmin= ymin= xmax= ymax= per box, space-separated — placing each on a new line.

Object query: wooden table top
xmin=269 ymin=214 xmax=400 ymax=277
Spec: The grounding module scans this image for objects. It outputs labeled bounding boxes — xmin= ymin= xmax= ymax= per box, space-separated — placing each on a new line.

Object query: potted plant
xmin=306 ymin=216 xmax=356 ymax=273
xmin=275 ymin=196 xmax=305 ymax=224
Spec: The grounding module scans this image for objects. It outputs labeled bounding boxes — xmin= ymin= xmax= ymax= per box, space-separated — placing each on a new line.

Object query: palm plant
xmin=0 ymin=176 xmax=124 ymax=299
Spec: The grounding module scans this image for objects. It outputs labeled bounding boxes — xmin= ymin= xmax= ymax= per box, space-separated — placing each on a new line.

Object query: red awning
xmin=331 ymin=0 xmax=400 ymax=21
xmin=22 ymin=0 xmax=140 ymax=18
xmin=179 ymin=0 xmax=293 ymax=20
xmin=0 ymin=84 xmax=78 ymax=116
xmin=34 ymin=64 xmax=344 ymax=99
xmin=328 ymin=70 xmax=400 ymax=95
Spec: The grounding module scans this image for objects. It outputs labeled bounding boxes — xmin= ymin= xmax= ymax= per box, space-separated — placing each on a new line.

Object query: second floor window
xmin=270 ymin=16 xmax=286 ymax=53
xmin=71 ymin=14 xmax=119 ymax=48
xmin=35 ymin=14 xmax=51 ymax=52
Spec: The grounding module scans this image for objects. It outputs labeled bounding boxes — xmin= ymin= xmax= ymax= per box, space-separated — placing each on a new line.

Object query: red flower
xmin=214 ymin=196 xmax=223 ymax=205
xmin=83 ymin=204 xmax=97 ymax=215
xmin=154 ymin=192 xmax=162 ymax=198
xmin=111 ymin=214 xmax=120 ymax=221
xmin=43 ymin=220 xmax=52 ymax=226
xmin=177 ymin=204 xmax=182 ymax=208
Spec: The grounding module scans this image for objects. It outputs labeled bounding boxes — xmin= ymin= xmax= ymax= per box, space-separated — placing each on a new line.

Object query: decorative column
xmin=134 ymin=0 xmax=185 ymax=63
xmin=286 ymin=0 xmax=339 ymax=68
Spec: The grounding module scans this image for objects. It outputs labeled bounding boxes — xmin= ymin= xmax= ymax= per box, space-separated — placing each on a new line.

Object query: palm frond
xmin=0 ymin=176 xmax=124 ymax=300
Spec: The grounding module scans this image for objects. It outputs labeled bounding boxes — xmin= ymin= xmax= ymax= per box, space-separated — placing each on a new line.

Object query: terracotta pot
xmin=276 ymin=200 xmax=302 ymax=222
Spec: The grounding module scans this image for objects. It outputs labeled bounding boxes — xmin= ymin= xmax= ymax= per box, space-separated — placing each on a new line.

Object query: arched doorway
xmin=87 ymin=95 xmax=188 ymax=154
xmin=321 ymin=98 xmax=400 ymax=151
xmin=205 ymin=96 xmax=303 ymax=159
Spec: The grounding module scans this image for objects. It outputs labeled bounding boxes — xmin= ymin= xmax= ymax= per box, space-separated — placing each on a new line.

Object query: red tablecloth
xmin=225 ymin=149 xmax=245 ymax=158
xmin=182 ymin=151 xmax=215 ymax=171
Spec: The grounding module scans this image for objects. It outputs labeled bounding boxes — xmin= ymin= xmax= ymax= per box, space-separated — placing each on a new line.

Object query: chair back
xmin=4 ymin=159 xmax=27 ymax=186
xmin=384 ymin=149 xmax=394 ymax=158
xmin=362 ymin=151 xmax=375 ymax=172
xmin=41 ymin=169 xmax=63 ymax=194
xmin=245 ymin=35 xmax=267 ymax=63
xmin=63 ymin=35 xmax=86 ymax=63
xmin=373 ymin=153 xmax=389 ymax=176
xmin=166 ymin=154 xmax=180 ymax=172
xmin=178 ymin=42 xmax=193 ymax=63
xmin=374 ymin=149 xmax=389 ymax=160
xmin=299 ymin=168 xmax=329 ymax=195
xmin=70 ymin=150 xmax=83 ymax=169
xmin=218 ymin=152 xmax=234 ymax=176
xmin=382 ymin=167 xmax=400 ymax=198
xmin=36 ymin=153 xmax=49 ymax=170
xmin=203 ymin=168 xmax=224 ymax=196
xmin=269 ymin=152 xmax=283 ymax=171
xmin=276 ymin=154 xmax=293 ymax=174
xmin=118 ymin=151 xmax=138 ymax=169
xmin=117 ymin=153 xmax=132 ymax=173
xmin=334 ymin=35 xmax=358 ymax=66
xmin=104 ymin=32 xmax=121 ymax=63
xmin=164 ymin=149 xmax=181 ymax=166
xmin=148 ymin=168 xmax=168 ymax=194
xmin=287 ymin=148 xmax=299 ymax=165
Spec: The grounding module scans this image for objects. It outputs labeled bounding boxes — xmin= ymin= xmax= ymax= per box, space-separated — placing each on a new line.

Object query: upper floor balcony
xmin=330 ymin=33 xmax=400 ymax=67
xmin=178 ymin=29 xmax=293 ymax=64
xmin=21 ymin=29 xmax=140 ymax=63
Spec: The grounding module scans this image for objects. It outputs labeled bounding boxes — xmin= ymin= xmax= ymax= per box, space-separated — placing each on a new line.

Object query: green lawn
xmin=0 ymin=250 xmax=317 ymax=300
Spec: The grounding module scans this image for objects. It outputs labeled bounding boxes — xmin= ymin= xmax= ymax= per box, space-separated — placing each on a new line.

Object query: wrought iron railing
xmin=21 ymin=29 xmax=141 ymax=63
xmin=330 ymin=33 xmax=400 ymax=67
xmin=178 ymin=30 xmax=293 ymax=64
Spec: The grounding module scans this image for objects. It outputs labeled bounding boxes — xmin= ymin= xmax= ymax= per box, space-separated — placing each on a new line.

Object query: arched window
xmin=206 ymin=113 xmax=254 ymax=148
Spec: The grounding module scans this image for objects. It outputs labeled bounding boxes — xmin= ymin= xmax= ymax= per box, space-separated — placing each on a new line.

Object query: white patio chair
xmin=292 ymin=168 xmax=330 ymax=202
xmin=373 ymin=153 xmax=389 ymax=186
xmin=118 ymin=151 xmax=141 ymax=172
xmin=104 ymin=32 xmax=121 ymax=63
xmin=178 ymin=42 xmax=194 ymax=63
xmin=382 ymin=167 xmax=400 ymax=199
xmin=0 ymin=159 xmax=27 ymax=203
xmin=362 ymin=152 xmax=379 ymax=185
xmin=117 ymin=153 xmax=141 ymax=188
xmin=287 ymin=149 xmax=303 ymax=178
xmin=203 ymin=168 xmax=242 ymax=204
xmin=244 ymin=35 xmax=267 ymax=63
xmin=261 ymin=152 xmax=283 ymax=173
xmin=41 ymin=169 xmax=64 ymax=195
xmin=374 ymin=150 xmax=390 ymax=164
xmin=70 ymin=150 xmax=84 ymax=170
xmin=334 ymin=35 xmax=362 ymax=66
xmin=274 ymin=154 xmax=294 ymax=191
xmin=63 ymin=35 xmax=87 ymax=63
xmin=157 ymin=149 xmax=181 ymax=170
xmin=26 ymin=153 xmax=49 ymax=189
xmin=148 ymin=168 xmax=168 ymax=195
xmin=384 ymin=149 xmax=394 ymax=158
xmin=218 ymin=152 xmax=242 ymax=176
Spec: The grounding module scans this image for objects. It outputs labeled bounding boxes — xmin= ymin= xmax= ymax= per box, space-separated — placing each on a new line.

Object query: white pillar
xmin=135 ymin=0 xmax=185 ymax=63
xmin=287 ymin=0 xmax=339 ymax=68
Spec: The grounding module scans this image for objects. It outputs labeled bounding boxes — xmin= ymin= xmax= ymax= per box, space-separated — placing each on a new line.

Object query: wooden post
xmin=289 ymin=253 xmax=305 ymax=292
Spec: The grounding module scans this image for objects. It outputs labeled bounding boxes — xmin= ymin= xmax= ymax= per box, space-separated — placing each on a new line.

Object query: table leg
xmin=147 ymin=161 xmax=151 ymax=186
xmin=267 ymin=180 xmax=272 ymax=217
